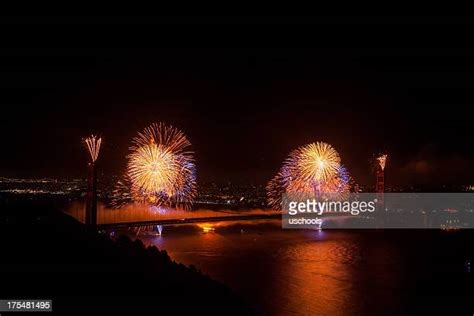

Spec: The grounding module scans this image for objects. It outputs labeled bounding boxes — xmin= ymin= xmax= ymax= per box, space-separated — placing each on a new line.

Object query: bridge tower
xmin=376 ymin=167 xmax=385 ymax=193
xmin=85 ymin=162 xmax=98 ymax=226
xmin=84 ymin=135 xmax=102 ymax=227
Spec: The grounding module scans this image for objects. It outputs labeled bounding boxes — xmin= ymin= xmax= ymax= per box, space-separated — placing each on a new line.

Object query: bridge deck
xmin=96 ymin=213 xmax=282 ymax=229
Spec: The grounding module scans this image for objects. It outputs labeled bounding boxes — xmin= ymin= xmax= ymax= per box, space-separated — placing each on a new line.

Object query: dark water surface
xmin=131 ymin=220 xmax=474 ymax=315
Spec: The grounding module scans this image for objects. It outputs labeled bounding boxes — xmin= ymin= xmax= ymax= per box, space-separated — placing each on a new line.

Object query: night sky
xmin=1 ymin=16 xmax=473 ymax=186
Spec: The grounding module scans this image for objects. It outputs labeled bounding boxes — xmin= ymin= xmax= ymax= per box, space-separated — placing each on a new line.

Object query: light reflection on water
xmin=133 ymin=220 xmax=406 ymax=315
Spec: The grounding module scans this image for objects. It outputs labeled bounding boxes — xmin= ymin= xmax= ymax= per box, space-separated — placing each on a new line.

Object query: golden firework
xmin=125 ymin=123 xmax=196 ymax=208
xmin=83 ymin=135 xmax=102 ymax=163
xmin=296 ymin=142 xmax=341 ymax=183
xmin=267 ymin=142 xmax=352 ymax=209
xmin=377 ymin=154 xmax=388 ymax=171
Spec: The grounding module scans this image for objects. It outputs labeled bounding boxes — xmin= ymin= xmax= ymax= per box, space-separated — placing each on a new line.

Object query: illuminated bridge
xmin=95 ymin=213 xmax=282 ymax=229
xmin=65 ymin=204 xmax=284 ymax=229
xmin=65 ymin=204 xmax=359 ymax=230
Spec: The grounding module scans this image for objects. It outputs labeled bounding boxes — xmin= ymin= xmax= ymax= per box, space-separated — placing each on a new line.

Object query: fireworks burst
xmin=113 ymin=123 xmax=196 ymax=209
xmin=267 ymin=142 xmax=354 ymax=209
xmin=377 ymin=154 xmax=388 ymax=171
xmin=296 ymin=142 xmax=341 ymax=183
xmin=83 ymin=135 xmax=102 ymax=163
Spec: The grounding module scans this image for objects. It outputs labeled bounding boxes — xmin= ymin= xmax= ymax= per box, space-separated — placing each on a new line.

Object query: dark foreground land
xmin=0 ymin=196 xmax=253 ymax=315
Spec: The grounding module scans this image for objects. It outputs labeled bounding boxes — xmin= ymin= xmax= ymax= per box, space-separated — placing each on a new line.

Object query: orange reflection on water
xmin=197 ymin=223 xmax=216 ymax=233
xmin=137 ymin=225 xmax=404 ymax=316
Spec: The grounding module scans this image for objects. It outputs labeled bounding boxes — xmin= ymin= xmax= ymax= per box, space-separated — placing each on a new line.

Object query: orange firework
xmin=128 ymin=144 xmax=179 ymax=195
xmin=377 ymin=154 xmax=388 ymax=171
xmin=295 ymin=142 xmax=341 ymax=183
xmin=83 ymin=135 xmax=102 ymax=162
xmin=125 ymin=123 xmax=196 ymax=208
xmin=267 ymin=142 xmax=352 ymax=209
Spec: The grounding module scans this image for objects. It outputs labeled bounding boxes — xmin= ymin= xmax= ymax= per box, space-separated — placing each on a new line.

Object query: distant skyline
xmin=1 ymin=17 xmax=473 ymax=186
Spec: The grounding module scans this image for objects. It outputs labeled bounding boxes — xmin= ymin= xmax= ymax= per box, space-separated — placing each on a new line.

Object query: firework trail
xmin=112 ymin=123 xmax=196 ymax=209
xmin=83 ymin=135 xmax=102 ymax=162
xmin=267 ymin=142 xmax=354 ymax=209
xmin=110 ymin=175 xmax=134 ymax=209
